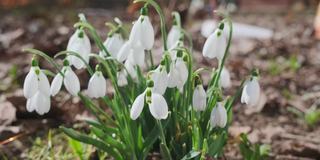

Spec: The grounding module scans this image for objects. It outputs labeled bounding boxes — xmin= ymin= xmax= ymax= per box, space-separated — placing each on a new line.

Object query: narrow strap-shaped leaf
xmin=60 ymin=127 xmax=123 ymax=160
xmin=181 ymin=150 xmax=201 ymax=160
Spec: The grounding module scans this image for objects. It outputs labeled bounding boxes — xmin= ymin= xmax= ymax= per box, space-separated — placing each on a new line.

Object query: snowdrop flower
xmin=23 ymin=59 xmax=51 ymax=115
xmin=168 ymin=51 xmax=188 ymax=92
xmin=210 ymin=102 xmax=227 ymax=128
xmin=87 ymin=65 xmax=106 ymax=98
xmin=50 ymin=60 xmax=80 ymax=96
xmin=220 ymin=67 xmax=231 ymax=88
xmin=150 ymin=62 xmax=168 ymax=95
xmin=130 ymin=80 xmax=168 ymax=120
xmin=99 ymin=32 xmax=124 ymax=59
xmin=168 ymin=40 xmax=184 ymax=60
xmin=202 ymin=24 xmax=227 ymax=61
xmin=117 ymin=68 xmax=128 ymax=87
xmin=192 ymin=80 xmax=207 ymax=111
xmin=167 ymin=24 xmax=181 ymax=49
xmin=117 ymin=41 xmax=145 ymax=67
xmin=241 ymin=77 xmax=260 ymax=106
xmin=67 ymin=29 xmax=91 ymax=69
xmin=129 ymin=7 xmax=154 ymax=50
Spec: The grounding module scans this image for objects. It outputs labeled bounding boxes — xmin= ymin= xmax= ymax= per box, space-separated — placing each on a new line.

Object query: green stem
xmin=147 ymin=50 xmax=154 ymax=69
xmin=54 ymin=50 xmax=94 ymax=76
xmin=157 ymin=120 xmax=167 ymax=146
xmin=134 ymin=0 xmax=168 ymax=51
xmin=23 ymin=48 xmax=64 ymax=76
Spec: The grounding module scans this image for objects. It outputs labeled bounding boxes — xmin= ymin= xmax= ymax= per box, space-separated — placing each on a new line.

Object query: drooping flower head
xmin=220 ymin=67 xmax=232 ymax=88
xmin=99 ymin=30 xmax=124 ymax=59
xmin=202 ymin=23 xmax=227 ymax=61
xmin=241 ymin=76 xmax=260 ymax=107
xmin=87 ymin=65 xmax=106 ymax=98
xmin=167 ymin=19 xmax=181 ymax=49
xmin=129 ymin=6 xmax=154 ymax=50
xmin=117 ymin=67 xmax=128 ymax=87
xmin=168 ymin=50 xmax=188 ymax=92
xmin=24 ymin=58 xmax=51 ymax=115
xmin=192 ymin=76 xmax=207 ymax=111
xmin=130 ymin=80 xmax=168 ymax=120
xmin=210 ymin=102 xmax=228 ymax=128
xmin=66 ymin=29 xmax=91 ymax=69
xmin=50 ymin=59 xmax=80 ymax=96
xmin=149 ymin=60 xmax=168 ymax=95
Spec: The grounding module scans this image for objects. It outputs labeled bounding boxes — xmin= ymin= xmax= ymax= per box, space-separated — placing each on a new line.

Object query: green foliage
xmin=304 ymin=109 xmax=320 ymax=126
xmin=239 ymin=133 xmax=270 ymax=160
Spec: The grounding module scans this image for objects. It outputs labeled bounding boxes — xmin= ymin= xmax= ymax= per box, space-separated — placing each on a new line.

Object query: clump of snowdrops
xmin=22 ymin=0 xmax=261 ymax=159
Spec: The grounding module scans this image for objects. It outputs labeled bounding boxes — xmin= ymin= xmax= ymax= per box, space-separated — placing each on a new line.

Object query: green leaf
xmin=68 ymin=137 xmax=84 ymax=160
xmin=181 ymin=150 xmax=201 ymax=160
xmin=60 ymin=126 xmax=124 ymax=160
xmin=160 ymin=143 xmax=172 ymax=160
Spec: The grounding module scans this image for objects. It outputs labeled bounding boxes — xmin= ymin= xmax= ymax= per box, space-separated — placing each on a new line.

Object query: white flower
xmin=167 ymin=25 xmax=180 ymax=49
xmin=220 ymin=67 xmax=231 ymax=88
xmin=202 ymin=29 xmax=227 ymax=61
xmin=192 ymin=84 xmax=207 ymax=111
xmin=130 ymin=91 xmax=168 ymax=120
xmin=24 ymin=64 xmax=51 ymax=115
xmin=210 ymin=102 xmax=227 ymax=128
xmin=23 ymin=67 xmax=50 ymax=98
xmin=66 ymin=29 xmax=91 ymax=69
xmin=241 ymin=77 xmax=260 ymax=106
xmin=50 ymin=65 xmax=80 ymax=96
xmin=117 ymin=41 xmax=145 ymax=67
xmin=99 ymin=33 xmax=124 ymax=59
xmin=87 ymin=71 xmax=106 ymax=98
xmin=150 ymin=66 xmax=168 ymax=95
xmin=168 ymin=41 xmax=184 ymax=60
xmin=129 ymin=15 xmax=154 ymax=50
xmin=167 ymin=57 xmax=188 ymax=92
xmin=117 ymin=69 xmax=128 ymax=87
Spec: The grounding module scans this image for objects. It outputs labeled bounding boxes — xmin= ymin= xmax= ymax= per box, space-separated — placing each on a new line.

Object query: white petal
xmin=220 ymin=67 xmax=231 ymax=88
xmin=117 ymin=41 xmax=131 ymax=62
xmin=64 ymin=67 xmax=80 ymax=96
xmin=26 ymin=97 xmax=35 ymax=112
xmin=167 ymin=26 xmax=180 ymax=49
xmin=106 ymin=33 xmax=124 ymax=58
xmin=128 ymin=44 xmax=145 ymax=67
xmin=151 ymin=67 xmax=168 ymax=95
xmin=217 ymin=103 xmax=227 ymax=127
xmin=192 ymin=85 xmax=207 ymax=111
xmin=125 ymin=60 xmax=137 ymax=80
xmin=210 ymin=103 xmax=227 ymax=128
xmin=117 ymin=70 xmax=128 ymax=87
xmin=34 ymin=92 xmax=51 ymax=115
xmin=98 ymin=74 xmax=106 ymax=98
xmin=167 ymin=63 xmax=179 ymax=88
xmin=50 ymin=73 xmax=63 ymax=96
xmin=87 ymin=72 xmax=100 ymax=98
xmin=130 ymin=93 xmax=145 ymax=120
xmin=38 ymin=70 xmax=50 ymax=97
xmin=149 ymin=93 xmax=168 ymax=119
xmin=200 ymin=20 xmax=216 ymax=38
xmin=241 ymin=78 xmax=260 ymax=106
xmin=67 ymin=30 xmax=91 ymax=69
xmin=129 ymin=17 xmax=142 ymax=47
xmin=140 ymin=16 xmax=154 ymax=50
xmin=23 ymin=67 xmax=38 ymax=98
xmin=175 ymin=59 xmax=188 ymax=86
xmin=202 ymin=29 xmax=226 ymax=60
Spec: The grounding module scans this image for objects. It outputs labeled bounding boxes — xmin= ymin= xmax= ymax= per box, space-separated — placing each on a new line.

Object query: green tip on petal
xmin=218 ymin=22 xmax=224 ymax=30
xmin=95 ymin=64 xmax=102 ymax=71
xmin=251 ymin=68 xmax=260 ymax=77
xmin=78 ymin=30 xmax=84 ymax=38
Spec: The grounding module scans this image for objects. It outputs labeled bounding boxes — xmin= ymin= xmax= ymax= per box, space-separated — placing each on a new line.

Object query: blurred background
xmin=0 ymin=0 xmax=320 ymax=159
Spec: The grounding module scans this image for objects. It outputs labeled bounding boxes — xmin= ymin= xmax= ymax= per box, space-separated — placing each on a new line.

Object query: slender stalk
xmin=147 ymin=50 xmax=154 ymax=69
